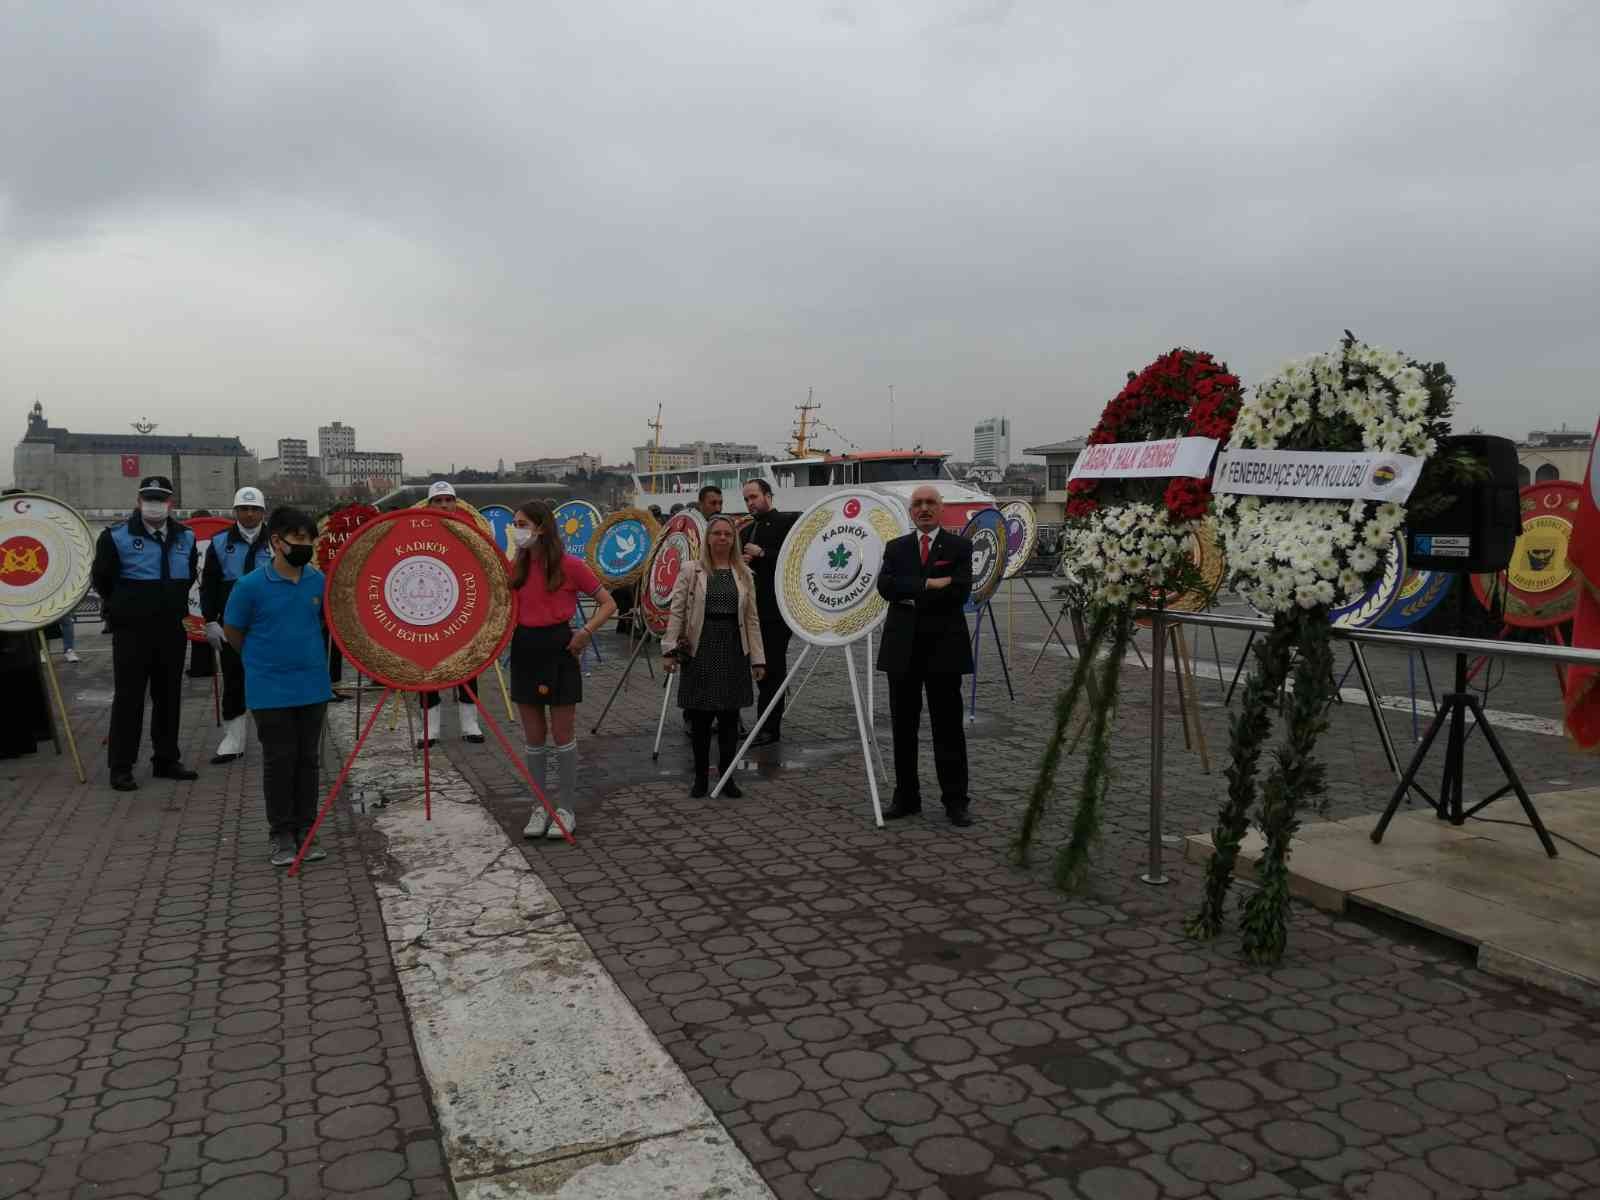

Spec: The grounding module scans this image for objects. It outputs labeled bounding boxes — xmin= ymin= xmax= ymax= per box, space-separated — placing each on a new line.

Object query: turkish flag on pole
xmin=121 ymin=453 xmax=140 ymax=477
xmin=1562 ymin=416 xmax=1600 ymax=748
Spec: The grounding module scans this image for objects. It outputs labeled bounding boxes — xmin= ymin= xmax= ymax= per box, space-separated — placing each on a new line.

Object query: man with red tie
xmin=874 ymin=485 xmax=975 ymax=826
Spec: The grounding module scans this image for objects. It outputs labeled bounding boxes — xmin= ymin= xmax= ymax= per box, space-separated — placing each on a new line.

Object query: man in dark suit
xmin=875 ymin=485 xmax=975 ymax=826
xmin=740 ymin=478 xmax=799 ymax=745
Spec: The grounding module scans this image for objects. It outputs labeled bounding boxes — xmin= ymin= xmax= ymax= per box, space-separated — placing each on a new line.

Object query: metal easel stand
xmin=711 ymin=641 xmax=888 ymax=823
xmin=966 ymin=601 xmax=1016 ymax=721
xmin=591 ymin=629 xmax=659 ymax=735
xmin=1024 ymin=578 xmax=1077 ymax=673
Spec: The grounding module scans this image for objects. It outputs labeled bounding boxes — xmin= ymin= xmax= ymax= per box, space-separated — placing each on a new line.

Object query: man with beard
xmin=739 ymin=478 xmax=799 ymax=746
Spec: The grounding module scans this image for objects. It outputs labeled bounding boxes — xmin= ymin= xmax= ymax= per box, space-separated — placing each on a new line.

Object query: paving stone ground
xmin=0 ymin=629 xmax=451 ymax=1200
xmin=443 ymin=584 xmax=1600 ymax=1200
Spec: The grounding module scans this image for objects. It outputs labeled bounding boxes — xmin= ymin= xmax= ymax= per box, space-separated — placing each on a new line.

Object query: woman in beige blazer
xmin=663 ymin=515 xmax=766 ymax=797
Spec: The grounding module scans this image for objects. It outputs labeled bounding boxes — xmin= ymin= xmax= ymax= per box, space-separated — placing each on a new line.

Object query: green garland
xmin=1240 ymin=612 xmax=1334 ymax=963
xmin=1013 ymin=607 xmax=1113 ymax=867
xmin=1055 ymin=608 xmax=1134 ymax=890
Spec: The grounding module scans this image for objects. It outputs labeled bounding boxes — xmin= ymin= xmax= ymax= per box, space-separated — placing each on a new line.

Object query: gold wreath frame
xmin=779 ymin=498 xmax=904 ymax=644
xmin=328 ymin=516 xmax=514 ymax=690
xmin=0 ymin=493 xmax=95 ymax=633
xmin=586 ymin=508 xmax=660 ymax=589
xmin=1000 ymin=500 xmax=1039 ymax=580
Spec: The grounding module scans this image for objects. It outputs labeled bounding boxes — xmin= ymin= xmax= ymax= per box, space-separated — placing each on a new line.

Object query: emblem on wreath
xmin=827 ymin=544 xmax=852 ymax=569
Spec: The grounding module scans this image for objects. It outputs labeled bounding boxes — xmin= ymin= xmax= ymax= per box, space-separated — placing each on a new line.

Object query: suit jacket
xmin=874 ymin=529 xmax=974 ymax=675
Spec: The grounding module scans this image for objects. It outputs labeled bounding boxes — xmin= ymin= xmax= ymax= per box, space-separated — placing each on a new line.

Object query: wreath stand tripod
xmin=1370 ymin=585 xmax=1557 ymax=857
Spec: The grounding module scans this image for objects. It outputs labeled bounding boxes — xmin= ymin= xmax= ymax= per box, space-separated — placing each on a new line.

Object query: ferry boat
xmin=631 ymin=450 xmax=996 ymax=532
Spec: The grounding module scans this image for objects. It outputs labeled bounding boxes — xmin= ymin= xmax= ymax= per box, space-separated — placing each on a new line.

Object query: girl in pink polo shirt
xmin=508 ymin=501 xmax=617 ymax=839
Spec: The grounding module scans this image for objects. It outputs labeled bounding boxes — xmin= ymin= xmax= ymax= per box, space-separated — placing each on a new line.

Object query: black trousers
xmin=219 ymin=641 xmax=247 ymax=721
xmin=254 ymin=704 xmax=326 ymax=838
xmin=108 ymin=623 xmax=188 ymax=771
xmin=688 ymin=708 xmax=739 ymax=782
xmin=322 ymin=625 xmax=343 ymax=683
xmin=887 ymin=662 xmax=969 ymax=811
xmin=756 ymin=620 xmax=792 ymax=733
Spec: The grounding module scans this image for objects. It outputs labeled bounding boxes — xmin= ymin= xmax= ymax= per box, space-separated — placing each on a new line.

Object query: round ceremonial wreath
xmin=1017 ymin=348 xmax=1242 ymax=893
xmin=1195 ymin=331 xmax=1463 ymax=966
xmin=1061 ymin=349 xmax=1243 ymax=609
xmin=1215 ymin=333 xmax=1455 ymax=615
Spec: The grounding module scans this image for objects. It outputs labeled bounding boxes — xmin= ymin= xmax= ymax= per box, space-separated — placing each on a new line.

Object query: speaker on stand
xmin=1370 ymin=435 xmax=1557 ymax=856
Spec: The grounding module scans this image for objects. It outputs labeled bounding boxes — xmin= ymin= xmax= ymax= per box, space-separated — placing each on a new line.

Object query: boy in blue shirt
xmin=224 ymin=507 xmax=334 ymax=866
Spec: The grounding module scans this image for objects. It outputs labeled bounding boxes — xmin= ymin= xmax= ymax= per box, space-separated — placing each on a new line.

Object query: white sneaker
xmin=545 ymin=808 xmax=575 ymax=839
xmin=523 ymin=807 xmax=551 ymax=839
xmin=64 ymin=649 xmax=80 ymax=664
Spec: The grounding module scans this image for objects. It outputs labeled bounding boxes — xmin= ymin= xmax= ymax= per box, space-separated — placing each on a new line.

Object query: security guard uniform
xmin=201 ymin=487 xmax=272 ymax=762
xmin=91 ymin=475 xmax=200 ymax=790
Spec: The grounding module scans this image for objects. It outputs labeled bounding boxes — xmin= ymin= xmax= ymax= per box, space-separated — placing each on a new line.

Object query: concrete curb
xmin=327 ymin=697 xmax=775 ymax=1199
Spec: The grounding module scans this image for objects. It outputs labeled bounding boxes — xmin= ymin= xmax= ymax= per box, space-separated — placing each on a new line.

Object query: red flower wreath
xmin=1066 ymin=349 xmax=1244 ymax=522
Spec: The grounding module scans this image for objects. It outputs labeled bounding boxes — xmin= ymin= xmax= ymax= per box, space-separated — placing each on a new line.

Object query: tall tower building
xmin=973 ymin=416 xmax=1011 ymax=473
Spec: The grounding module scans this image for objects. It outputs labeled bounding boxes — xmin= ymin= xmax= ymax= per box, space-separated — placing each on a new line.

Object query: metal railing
xmin=1137 ymin=607 xmax=1600 ymax=886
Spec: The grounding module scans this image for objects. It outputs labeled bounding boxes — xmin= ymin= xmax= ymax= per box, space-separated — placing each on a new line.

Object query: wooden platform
xmin=1184 ymin=788 xmax=1600 ymax=1006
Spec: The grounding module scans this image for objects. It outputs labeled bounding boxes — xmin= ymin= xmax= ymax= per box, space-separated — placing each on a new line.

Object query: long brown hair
xmin=509 ymin=501 xmax=565 ymax=592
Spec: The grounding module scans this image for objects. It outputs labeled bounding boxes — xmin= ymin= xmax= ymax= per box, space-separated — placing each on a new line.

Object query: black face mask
xmin=279 ymin=542 xmax=314 ymax=568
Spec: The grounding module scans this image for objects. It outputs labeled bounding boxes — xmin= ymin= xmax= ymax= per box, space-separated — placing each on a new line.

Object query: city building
xmin=323 ymin=449 xmax=404 ymax=494
xmin=277 ymin=438 xmax=309 ymax=479
xmin=514 ymin=453 xmax=601 ymax=480
xmin=13 ymin=402 xmax=258 ymax=518
xmin=1022 ymin=437 xmax=1087 ymax=525
xmin=318 ymin=421 xmax=356 ymax=465
xmin=1517 ymin=426 xmax=1594 ymax=486
xmin=973 ymin=416 xmax=1011 ymax=473
xmin=632 ymin=441 xmax=763 ymax=473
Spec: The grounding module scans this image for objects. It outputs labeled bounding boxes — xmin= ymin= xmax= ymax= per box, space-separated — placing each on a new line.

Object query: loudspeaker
xmin=1405 ymin=434 xmax=1522 ymax=573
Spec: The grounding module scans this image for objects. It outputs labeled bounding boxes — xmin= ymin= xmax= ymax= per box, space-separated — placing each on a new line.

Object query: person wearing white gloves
xmin=200 ymin=487 xmax=271 ymax=763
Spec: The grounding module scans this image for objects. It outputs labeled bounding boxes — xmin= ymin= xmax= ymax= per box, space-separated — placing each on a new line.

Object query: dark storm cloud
xmin=2 ymin=1 xmax=1597 ymax=474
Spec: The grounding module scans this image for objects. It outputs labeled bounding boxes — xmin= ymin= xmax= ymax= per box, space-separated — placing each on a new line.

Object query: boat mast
xmin=646 ymin=403 xmax=664 ymax=477
xmin=790 ymin=389 xmax=820 ymax=458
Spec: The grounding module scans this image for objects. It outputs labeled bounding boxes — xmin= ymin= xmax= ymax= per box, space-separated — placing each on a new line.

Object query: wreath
xmin=1061 ymin=350 xmax=1243 ymax=609
xmin=1015 ymin=348 xmax=1243 ymax=891
xmin=1192 ymin=332 xmax=1461 ymax=963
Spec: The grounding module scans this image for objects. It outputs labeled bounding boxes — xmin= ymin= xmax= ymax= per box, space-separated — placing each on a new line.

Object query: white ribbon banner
xmin=1067 ymin=437 xmax=1218 ymax=482
xmin=1212 ymin=449 xmax=1424 ymax=502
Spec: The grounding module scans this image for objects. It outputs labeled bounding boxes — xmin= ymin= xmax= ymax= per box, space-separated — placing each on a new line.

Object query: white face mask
xmin=238 ymin=523 xmax=261 ymax=543
xmin=511 ymin=527 xmax=536 ymax=548
xmin=140 ymin=500 xmax=169 ymax=523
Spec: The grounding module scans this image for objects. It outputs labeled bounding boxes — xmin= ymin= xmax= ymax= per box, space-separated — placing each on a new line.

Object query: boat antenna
xmin=790 ymin=389 xmax=820 ymax=458
xmin=888 ymin=384 xmax=895 ymax=449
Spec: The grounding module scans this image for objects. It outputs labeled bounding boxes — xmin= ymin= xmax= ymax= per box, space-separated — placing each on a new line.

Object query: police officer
xmin=417 ymin=481 xmax=485 ymax=745
xmin=92 ymin=475 xmax=201 ymax=791
xmin=201 ymin=486 xmax=271 ymax=763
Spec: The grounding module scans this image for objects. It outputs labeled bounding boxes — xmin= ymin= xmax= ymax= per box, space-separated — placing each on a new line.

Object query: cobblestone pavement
xmin=447 ymin=586 xmax=1600 ymax=1200
xmin=0 ymin=630 xmax=452 ymax=1199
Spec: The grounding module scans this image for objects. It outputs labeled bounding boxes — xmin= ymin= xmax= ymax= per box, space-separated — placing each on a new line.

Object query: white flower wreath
xmin=1061 ymin=502 xmax=1196 ymax=609
xmin=1216 ymin=336 xmax=1453 ymax=616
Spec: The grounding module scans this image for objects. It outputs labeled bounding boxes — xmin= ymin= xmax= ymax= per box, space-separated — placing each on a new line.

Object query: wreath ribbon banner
xmin=1068 ymin=436 xmax=1218 ymax=482
xmin=1213 ymin=448 xmax=1423 ymax=502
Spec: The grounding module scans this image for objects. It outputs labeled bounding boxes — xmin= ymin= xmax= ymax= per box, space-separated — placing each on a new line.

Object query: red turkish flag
xmin=121 ymin=453 xmax=140 ymax=477
xmin=1562 ymin=416 xmax=1600 ymax=748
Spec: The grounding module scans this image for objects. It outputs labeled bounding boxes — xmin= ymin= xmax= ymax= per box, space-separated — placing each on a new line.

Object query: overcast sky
xmin=3 ymin=1 xmax=1597 ymax=483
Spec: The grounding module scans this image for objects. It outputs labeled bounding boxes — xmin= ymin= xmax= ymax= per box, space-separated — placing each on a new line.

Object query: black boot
xmin=717 ymin=709 xmax=742 ymax=798
xmin=689 ymin=711 xmax=711 ymax=798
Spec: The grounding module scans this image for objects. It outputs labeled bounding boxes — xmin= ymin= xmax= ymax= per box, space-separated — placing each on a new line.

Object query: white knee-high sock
xmin=524 ymin=744 xmax=548 ymax=800
xmin=551 ymin=740 xmax=579 ymax=813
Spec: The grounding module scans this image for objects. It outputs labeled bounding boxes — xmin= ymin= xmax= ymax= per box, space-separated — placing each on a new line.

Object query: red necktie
xmin=920 ymin=533 xmax=931 ymax=565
